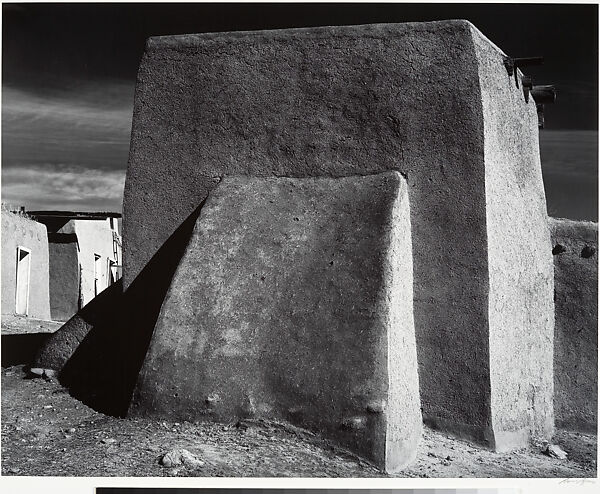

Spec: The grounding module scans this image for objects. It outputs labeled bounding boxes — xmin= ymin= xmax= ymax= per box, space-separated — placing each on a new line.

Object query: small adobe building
xmin=27 ymin=211 xmax=122 ymax=321
xmin=1 ymin=209 xmax=52 ymax=320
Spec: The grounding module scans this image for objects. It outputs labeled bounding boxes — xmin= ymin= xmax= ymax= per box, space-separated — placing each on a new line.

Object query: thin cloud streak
xmin=2 ymin=84 xmax=133 ymax=172
xmin=2 ymin=165 xmax=125 ymax=212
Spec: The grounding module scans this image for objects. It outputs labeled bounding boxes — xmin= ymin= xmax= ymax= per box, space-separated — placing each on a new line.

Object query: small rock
xmin=235 ymin=420 xmax=249 ymax=431
xmin=67 ymin=428 xmax=76 ymax=433
xmin=30 ymin=368 xmax=44 ymax=377
xmin=7 ymin=467 xmax=21 ymax=474
xmin=366 ymin=399 xmax=386 ymax=413
xmin=43 ymin=369 xmax=57 ymax=379
xmin=340 ymin=416 xmax=366 ymax=430
xmin=542 ymin=443 xmax=568 ymax=459
xmin=43 ymin=405 xmax=53 ymax=409
xmin=101 ymin=438 xmax=117 ymax=445
xmin=159 ymin=448 xmax=204 ymax=468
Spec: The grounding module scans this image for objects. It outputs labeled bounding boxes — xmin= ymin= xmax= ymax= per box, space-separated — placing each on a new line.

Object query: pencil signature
xmin=559 ymin=478 xmax=596 ymax=485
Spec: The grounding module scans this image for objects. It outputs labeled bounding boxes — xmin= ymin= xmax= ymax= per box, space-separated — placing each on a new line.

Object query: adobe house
xmin=27 ymin=211 xmax=122 ymax=321
xmin=1 ymin=209 xmax=51 ymax=320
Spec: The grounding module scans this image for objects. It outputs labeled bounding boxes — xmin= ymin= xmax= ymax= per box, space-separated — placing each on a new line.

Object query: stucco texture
xmin=131 ymin=173 xmax=422 ymax=472
xmin=124 ymin=21 xmax=553 ymax=448
xmin=471 ymin=28 xmax=555 ymax=449
xmin=550 ymin=218 xmax=598 ymax=432
xmin=1 ymin=211 xmax=51 ymax=320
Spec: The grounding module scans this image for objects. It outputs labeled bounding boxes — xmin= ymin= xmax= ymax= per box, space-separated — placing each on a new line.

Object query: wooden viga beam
xmin=532 ymin=85 xmax=557 ymax=129
xmin=503 ymin=56 xmax=544 ymax=88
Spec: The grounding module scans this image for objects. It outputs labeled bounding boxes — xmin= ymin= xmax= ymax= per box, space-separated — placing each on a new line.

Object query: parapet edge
xmin=144 ymin=19 xmax=478 ymax=51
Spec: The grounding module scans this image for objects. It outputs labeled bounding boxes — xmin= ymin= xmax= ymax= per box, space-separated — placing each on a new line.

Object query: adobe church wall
xmin=123 ymin=20 xmax=554 ymax=448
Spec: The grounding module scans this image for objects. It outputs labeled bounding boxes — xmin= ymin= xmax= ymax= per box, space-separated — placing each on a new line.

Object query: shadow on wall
xmin=34 ymin=202 xmax=205 ymax=417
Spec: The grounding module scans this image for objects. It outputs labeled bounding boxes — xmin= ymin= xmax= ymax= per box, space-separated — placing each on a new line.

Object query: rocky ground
xmin=1 ymin=364 xmax=596 ymax=478
xmin=1 ymin=315 xmax=63 ymax=334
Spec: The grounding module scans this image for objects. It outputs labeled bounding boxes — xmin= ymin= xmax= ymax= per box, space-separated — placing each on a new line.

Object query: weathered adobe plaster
xmin=124 ymin=20 xmax=554 ymax=449
xmin=550 ymin=218 xmax=598 ymax=433
xmin=131 ymin=172 xmax=422 ymax=472
xmin=471 ymin=24 xmax=555 ymax=450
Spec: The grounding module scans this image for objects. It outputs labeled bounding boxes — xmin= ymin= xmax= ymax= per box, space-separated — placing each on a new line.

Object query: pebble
xmin=543 ymin=444 xmax=568 ymax=459
xmin=101 ymin=438 xmax=117 ymax=444
xmin=340 ymin=416 xmax=366 ymax=430
xmin=43 ymin=369 xmax=57 ymax=379
xmin=366 ymin=399 xmax=386 ymax=413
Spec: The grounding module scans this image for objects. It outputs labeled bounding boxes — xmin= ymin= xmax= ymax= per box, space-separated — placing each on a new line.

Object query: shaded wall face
xmin=124 ymin=21 xmax=493 ymax=432
xmin=48 ymin=241 xmax=80 ymax=321
xmin=1 ymin=211 xmax=51 ymax=320
xmin=550 ymin=218 xmax=598 ymax=432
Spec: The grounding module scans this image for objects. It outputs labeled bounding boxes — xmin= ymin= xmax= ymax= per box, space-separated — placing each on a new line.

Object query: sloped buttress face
xmin=131 ymin=172 xmax=422 ymax=472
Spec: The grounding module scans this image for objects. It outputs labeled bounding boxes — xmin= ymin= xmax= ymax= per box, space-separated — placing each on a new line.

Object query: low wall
xmin=550 ymin=218 xmax=598 ymax=432
xmin=131 ymin=172 xmax=422 ymax=472
xmin=1 ymin=211 xmax=51 ymax=320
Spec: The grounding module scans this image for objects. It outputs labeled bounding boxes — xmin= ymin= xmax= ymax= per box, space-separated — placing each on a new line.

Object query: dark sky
xmin=2 ymin=2 xmax=598 ymax=218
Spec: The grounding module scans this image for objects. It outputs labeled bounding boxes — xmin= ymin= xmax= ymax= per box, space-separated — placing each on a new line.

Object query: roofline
xmin=26 ymin=210 xmax=122 ymax=220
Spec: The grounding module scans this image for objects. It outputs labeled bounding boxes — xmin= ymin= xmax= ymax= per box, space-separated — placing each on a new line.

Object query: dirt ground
xmin=1 ymin=364 xmax=596 ymax=478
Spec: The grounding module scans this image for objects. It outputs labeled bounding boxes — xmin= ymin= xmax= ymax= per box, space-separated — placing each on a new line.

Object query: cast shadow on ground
xmin=1 ymin=333 xmax=52 ymax=367
xmin=34 ymin=202 xmax=206 ymax=417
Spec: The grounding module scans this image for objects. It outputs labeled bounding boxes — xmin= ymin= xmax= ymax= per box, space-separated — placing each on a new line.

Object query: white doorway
xmin=15 ymin=247 xmax=31 ymax=315
xmin=107 ymin=259 xmax=118 ymax=286
xmin=94 ymin=254 xmax=102 ymax=296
